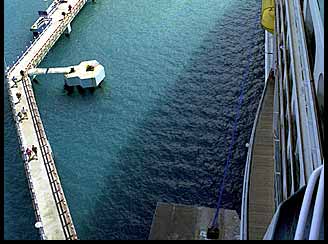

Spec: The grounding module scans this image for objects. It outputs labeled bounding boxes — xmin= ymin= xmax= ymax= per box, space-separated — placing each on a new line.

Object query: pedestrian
xmin=22 ymin=147 xmax=28 ymax=162
xmin=26 ymin=147 xmax=32 ymax=161
xmin=15 ymin=92 xmax=22 ymax=104
xmin=11 ymin=76 xmax=18 ymax=88
xmin=17 ymin=111 xmax=24 ymax=122
xmin=32 ymin=145 xmax=38 ymax=160
xmin=21 ymin=106 xmax=28 ymax=119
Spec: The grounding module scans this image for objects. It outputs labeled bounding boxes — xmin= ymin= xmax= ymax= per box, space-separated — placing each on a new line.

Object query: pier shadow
xmin=69 ymin=5 xmax=265 ymax=240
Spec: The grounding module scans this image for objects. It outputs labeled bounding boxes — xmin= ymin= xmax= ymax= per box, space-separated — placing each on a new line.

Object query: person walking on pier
xmin=20 ymin=70 xmax=25 ymax=77
xmin=15 ymin=92 xmax=22 ymax=104
xmin=32 ymin=145 xmax=38 ymax=160
xmin=21 ymin=107 xmax=28 ymax=119
xmin=17 ymin=112 xmax=24 ymax=122
xmin=26 ymin=147 xmax=33 ymax=161
xmin=11 ymin=76 xmax=18 ymax=88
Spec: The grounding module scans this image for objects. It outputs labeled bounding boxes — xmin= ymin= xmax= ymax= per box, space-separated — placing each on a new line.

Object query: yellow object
xmin=261 ymin=0 xmax=275 ymax=33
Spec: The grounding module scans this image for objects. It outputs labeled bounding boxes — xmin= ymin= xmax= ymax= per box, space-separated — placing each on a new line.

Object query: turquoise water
xmin=4 ymin=0 xmax=264 ymax=240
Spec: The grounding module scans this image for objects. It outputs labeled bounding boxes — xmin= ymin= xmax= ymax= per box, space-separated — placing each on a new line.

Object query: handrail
xmin=284 ymin=0 xmax=322 ymax=182
xmin=279 ymin=0 xmax=297 ymax=195
xmin=240 ymin=75 xmax=272 ymax=240
xmin=276 ymin=0 xmax=288 ymax=199
xmin=294 ymin=165 xmax=323 ymax=240
xmin=21 ymin=76 xmax=78 ymax=240
xmin=309 ymin=164 xmax=324 ymax=240
xmin=292 ymin=0 xmax=323 ymax=169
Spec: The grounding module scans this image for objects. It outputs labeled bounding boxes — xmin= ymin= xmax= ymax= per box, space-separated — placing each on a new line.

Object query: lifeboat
xmin=261 ymin=0 xmax=275 ymax=33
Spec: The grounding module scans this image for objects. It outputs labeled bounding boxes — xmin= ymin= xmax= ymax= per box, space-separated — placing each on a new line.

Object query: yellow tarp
xmin=261 ymin=0 xmax=275 ymax=33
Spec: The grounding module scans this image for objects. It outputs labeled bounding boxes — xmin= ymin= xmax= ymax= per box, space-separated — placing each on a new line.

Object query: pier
xmin=5 ymin=0 xmax=89 ymax=240
xmin=148 ymin=202 xmax=240 ymax=240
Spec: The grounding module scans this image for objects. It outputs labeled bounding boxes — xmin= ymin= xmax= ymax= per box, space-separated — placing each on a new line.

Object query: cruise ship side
xmin=240 ymin=0 xmax=324 ymax=240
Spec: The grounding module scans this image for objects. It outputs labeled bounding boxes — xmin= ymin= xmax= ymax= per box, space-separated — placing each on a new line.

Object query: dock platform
xmin=148 ymin=202 xmax=240 ymax=240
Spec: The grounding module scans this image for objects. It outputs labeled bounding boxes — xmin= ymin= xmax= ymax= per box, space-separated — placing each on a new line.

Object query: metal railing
xmin=21 ymin=76 xmax=78 ymax=240
xmin=283 ymin=0 xmax=323 ymax=181
xmin=291 ymin=0 xmax=323 ymax=170
xmin=262 ymin=163 xmax=324 ymax=240
xmin=275 ymin=1 xmax=289 ymax=200
xmin=273 ymin=69 xmax=282 ymax=208
xmin=294 ymin=164 xmax=324 ymax=240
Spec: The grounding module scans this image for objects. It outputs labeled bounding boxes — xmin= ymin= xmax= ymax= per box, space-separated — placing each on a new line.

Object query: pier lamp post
xmin=4 ymin=57 xmax=9 ymax=77
xmin=4 ymin=56 xmax=8 ymax=70
xmin=35 ymin=221 xmax=43 ymax=229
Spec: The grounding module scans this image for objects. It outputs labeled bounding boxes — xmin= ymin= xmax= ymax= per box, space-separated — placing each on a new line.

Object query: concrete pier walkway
xmin=6 ymin=0 xmax=89 ymax=240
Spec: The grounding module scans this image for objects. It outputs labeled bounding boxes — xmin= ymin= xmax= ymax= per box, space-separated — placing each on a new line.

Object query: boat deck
xmin=248 ymin=76 xmax=275 ymax=240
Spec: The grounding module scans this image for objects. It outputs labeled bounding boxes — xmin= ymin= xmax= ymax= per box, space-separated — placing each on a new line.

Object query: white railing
xmin=292 ymin=0 xmax=323 ymax=170
xmin=21 ymin=76 xmax=78 ymax=240
xmin=294 ymin=164 xmax=324 ymax=240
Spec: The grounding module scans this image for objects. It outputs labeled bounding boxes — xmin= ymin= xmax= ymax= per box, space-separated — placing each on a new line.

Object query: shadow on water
xmin=76 ymin=3 xmax=265 ymax=240
xmin=62 ymin=84 xmax=105 ymax=96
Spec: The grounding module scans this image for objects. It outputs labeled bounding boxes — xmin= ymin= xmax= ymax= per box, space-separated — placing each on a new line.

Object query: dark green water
xmin=4 ymin=0 xmax=264 ymax=240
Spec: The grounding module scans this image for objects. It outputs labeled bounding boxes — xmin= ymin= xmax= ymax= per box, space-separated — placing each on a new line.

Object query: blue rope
xmin=210 ymin=14 xmax=259 ymax=229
